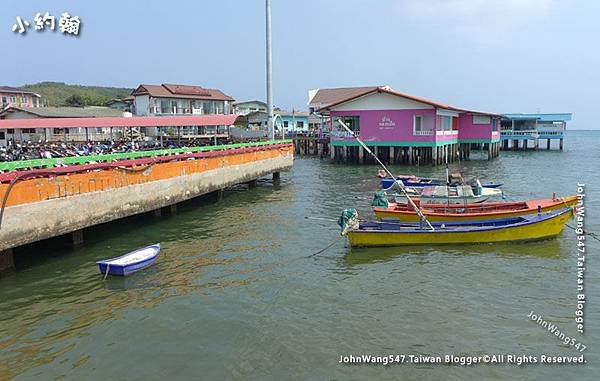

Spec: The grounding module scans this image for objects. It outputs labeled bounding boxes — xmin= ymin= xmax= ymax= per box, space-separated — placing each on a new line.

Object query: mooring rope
xmin=103 ymin=264 xmax=111 ymax=280
xmin=565 ymin=224 xmax=600 ymax=242
xmin=307 ymin=236 xmax=341 ymax=257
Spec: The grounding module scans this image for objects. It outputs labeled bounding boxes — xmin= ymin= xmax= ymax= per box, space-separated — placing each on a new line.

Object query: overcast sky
xmin=1 ymin=0 xmax=598 ymax=129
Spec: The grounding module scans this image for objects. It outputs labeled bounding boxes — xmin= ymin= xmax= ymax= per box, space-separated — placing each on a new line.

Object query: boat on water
xmin=341 ymin=208 xmax=573 ymax=247
xmin=380 ymin=175 xmax=502 ymax=189
xmin=97 ymin=243 xmax=161 ymax=276
xmin=374 ymin=195 xmax=578 ymax=222
xmin=392 ymin=185 xmax=502 ymax=204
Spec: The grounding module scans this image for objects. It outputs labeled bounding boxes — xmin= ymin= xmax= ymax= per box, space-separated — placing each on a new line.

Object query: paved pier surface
xmin=0 ymin=142 xmax=293 ymax=260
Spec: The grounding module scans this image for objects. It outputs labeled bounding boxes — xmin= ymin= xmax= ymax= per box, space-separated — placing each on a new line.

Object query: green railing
xmin=0 ymin=140 xmax=292 ymax=172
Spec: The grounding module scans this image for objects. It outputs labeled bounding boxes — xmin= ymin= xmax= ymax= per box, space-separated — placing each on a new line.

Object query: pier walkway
xmin=0 ymin=140 xmax=293 ymax=270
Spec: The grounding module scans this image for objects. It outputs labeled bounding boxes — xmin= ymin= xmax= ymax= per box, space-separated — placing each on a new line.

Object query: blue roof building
xmin=500 ymin=113 xmax=572 ymax=150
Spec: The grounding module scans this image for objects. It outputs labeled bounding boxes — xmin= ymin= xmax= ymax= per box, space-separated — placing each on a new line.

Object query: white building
xmin=232 ymin=100 xmax=267 ymax=116
xmin=131 ymin=83 xmax=234 ymax=117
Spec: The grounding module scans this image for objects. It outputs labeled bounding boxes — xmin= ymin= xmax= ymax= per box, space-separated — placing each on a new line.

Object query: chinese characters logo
xmin=12 ymin=12 xmax=81 ymax=36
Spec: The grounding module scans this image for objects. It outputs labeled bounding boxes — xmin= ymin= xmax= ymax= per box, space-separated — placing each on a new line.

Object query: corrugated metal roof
xmin=0 ymin=106 xmax=124 ymax=118
xmin=0 ymin=114 xmax=239 ymax=129
xmin=309 ymin=86 xmax=380 ymax=107
xmin=131 ymin=83 xmax=234 ymax=101
xmin=317 ymin=86 xmax=501 ymax=117
xmin=503 ymin=113 xmax=572 ymax=122
xmin=0 ymin=86 xmax=40 ymax=96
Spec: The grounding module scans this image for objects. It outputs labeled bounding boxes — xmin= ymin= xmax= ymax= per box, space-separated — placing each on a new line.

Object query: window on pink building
xmin=334 ymin=116 xmax=360 ymax=134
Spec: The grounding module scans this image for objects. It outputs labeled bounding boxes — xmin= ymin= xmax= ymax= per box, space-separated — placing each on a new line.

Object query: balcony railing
xmin=414 ymin=130 xmax=434 ymax=136
xmin=501 ymin=129 xmax=564 ymax=137
xmin=435 ymin=130 xmax=458 ymax=136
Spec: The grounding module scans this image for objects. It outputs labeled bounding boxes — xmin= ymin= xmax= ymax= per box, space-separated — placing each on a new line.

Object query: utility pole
xmin=265 ymin=0 xmax=274 ymax=140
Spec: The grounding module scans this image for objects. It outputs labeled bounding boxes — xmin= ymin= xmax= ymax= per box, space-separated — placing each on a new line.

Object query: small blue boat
xmin=381 ymin=176 xmax=502 ymax=189
xmin=97 ymin=244 xmax=161 ymax=276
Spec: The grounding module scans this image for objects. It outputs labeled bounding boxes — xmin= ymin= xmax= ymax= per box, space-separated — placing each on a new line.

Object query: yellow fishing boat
xmin=373 ymin=195 xmax=578 ymax=222
xmin=343 ymin=207 xmax=573 ymax=247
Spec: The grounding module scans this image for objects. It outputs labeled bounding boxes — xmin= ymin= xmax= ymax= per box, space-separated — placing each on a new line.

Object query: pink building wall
xmin=329 ymin=109 xmax=498 ymax=145
xmin=330 ymin=109 xmax=437 ymax=143
xmin=457 ymin=113 xmax=500 ymax=141
xmin=0 ymin=92 xmax=38 ymax=108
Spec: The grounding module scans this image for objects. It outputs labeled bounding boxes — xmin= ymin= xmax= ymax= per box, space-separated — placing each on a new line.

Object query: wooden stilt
xmin=72 ymin=229 xmax=84 ymax=247
xmin=0 ymin=249 xmax=15 ymax=271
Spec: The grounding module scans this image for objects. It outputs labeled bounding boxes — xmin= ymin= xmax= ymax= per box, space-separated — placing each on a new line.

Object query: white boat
xmin=97 ymin=244 xmax=161 ymax=276
xmin=393 ymin=185 xmax=500 ymax=204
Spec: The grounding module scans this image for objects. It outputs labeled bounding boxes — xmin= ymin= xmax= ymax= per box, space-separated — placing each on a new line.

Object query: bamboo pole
xmin=337 ymin=120 xmax=434 ymax=230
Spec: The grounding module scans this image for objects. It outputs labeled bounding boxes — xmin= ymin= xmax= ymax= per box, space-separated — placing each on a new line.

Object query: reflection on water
xmin=0 ymin=131 xmax=599 ymax=380
xmin=343 ymin=237 xmax=567 ymax=266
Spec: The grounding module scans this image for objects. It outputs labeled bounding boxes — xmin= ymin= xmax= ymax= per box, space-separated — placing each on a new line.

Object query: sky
xmin=1 ymin=0 xmax=598 ymax=129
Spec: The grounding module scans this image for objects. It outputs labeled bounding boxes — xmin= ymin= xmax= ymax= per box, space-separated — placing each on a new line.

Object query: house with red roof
xmin=312 ymin=86 xmax=501 ymax=164
xmin=131 ymin=83 xmax=234 ymax=117
xmin=0 ymin=86 xmax=41 ymax=109
xmin=130 ymin=83 xmax=235 ymax=139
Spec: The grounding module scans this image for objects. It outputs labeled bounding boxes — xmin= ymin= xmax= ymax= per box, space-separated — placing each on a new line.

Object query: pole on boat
xmin=337 ymin=120 xmax=435 ymax=231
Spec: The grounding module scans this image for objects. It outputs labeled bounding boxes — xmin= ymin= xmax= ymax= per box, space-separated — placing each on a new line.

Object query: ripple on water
xmin=1 ymin=133 xmax=600 ymax=380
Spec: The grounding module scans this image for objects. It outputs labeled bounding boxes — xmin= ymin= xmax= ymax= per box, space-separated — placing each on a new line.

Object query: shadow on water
xmin=0 ymin=176 xmax=289 ymax=378
xmin=341 ymin=236 xmax=566 ymax=267
xmin=9 ymin=175 xmax=285 ymax=272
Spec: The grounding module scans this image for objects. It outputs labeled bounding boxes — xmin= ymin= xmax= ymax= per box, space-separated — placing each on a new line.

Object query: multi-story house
xmin=130 ymin=83 xmax=234 ymax=116
xmin=232 ymin=100 xmax=267 ymax=116
xmin=0 ymin=86 xmax=41 ymax=109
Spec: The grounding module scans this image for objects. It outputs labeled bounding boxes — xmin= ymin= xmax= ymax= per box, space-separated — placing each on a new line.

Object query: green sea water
xmin=1 ymin=131 xmax=598 ymax=380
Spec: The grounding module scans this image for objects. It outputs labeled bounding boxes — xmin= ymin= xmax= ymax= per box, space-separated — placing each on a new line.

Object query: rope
xmin=307 ymin=236 xmax=341 ymax=257
xmin=115 ymin=164 xmax=154 ymax=173
xmin=304 ymin=216 xmax=337 ymax=222
xmin=103 ymin=264 xmax=111 ymax=280
xmin=565 ymin=224 xmax=600 ymax=242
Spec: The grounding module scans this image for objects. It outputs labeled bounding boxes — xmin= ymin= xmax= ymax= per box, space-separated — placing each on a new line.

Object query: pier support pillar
xmin=390 ymin=146 xmax=395 ymax=164
xmin=431 ymin=146 xmax=436 ymax=166
xmin=330 ymin=145 xmax=335 ymax=161
xmin=359 ymin=146 xmax=364 ymax=164
xmin=547 ymin=139 xmax=551 ymax=150
xmin=534 ymin=139 xmax=539 ymax=150
xmin=273 ymin=171 xmax=281 ymax=182
xmin=72 ymin=229 xmax=84 ymax=247
xmin=524 ymin=140 xmax=528 ymax=150
xmin=0 ymin=249 xmax=15 ymax=271
xmin=513 ymin=140 xmax=518 ymax=151
xmin=408 ymin=147 xmax=414 ymax=165
xmin=560 ymin=139 xmax=564 ymax=150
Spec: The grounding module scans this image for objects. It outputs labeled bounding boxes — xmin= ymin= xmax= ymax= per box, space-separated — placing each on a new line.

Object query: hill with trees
xmin=20 ymin=82 xmax=133 ymax=107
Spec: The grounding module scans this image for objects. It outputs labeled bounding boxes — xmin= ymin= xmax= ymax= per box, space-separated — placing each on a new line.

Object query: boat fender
xmin=537 ymin=205 xmax=541 ymax=215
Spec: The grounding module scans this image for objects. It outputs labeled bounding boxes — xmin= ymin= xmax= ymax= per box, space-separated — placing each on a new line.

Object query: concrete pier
xmin=0 ymin=143 xmax=294 ymax=257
